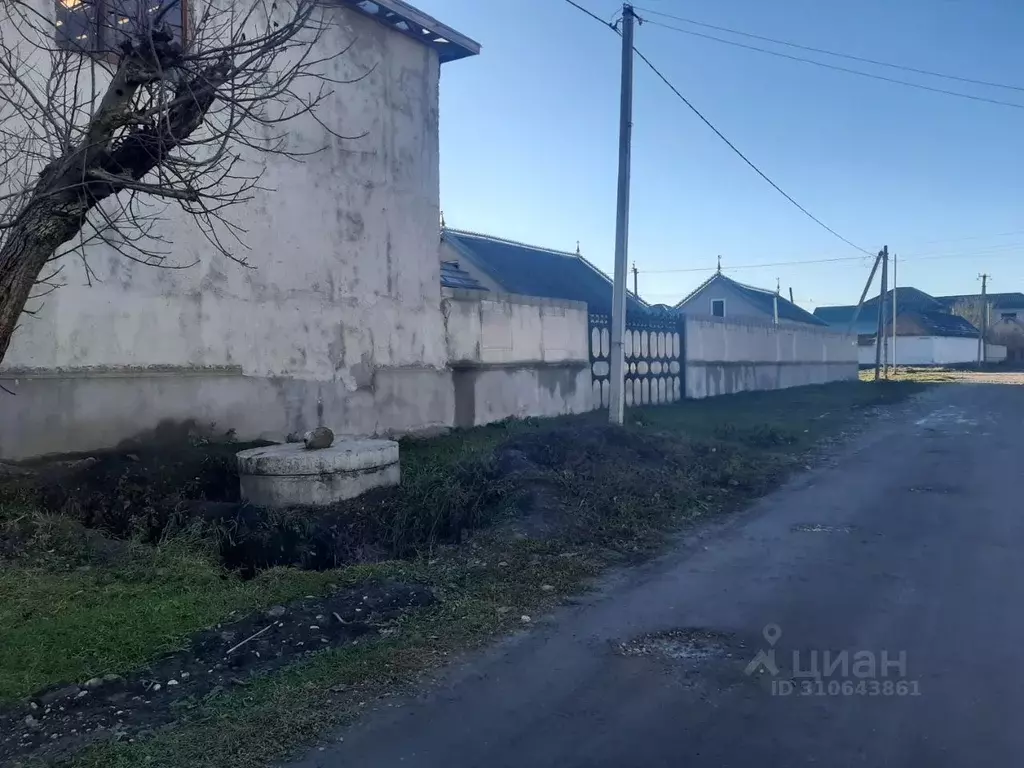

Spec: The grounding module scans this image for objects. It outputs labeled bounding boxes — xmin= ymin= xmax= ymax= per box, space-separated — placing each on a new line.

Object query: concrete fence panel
xmin=442 ymin=289 xmax=593 ymax=427
xmin=684 ymin=316 xmax=857 ymax=399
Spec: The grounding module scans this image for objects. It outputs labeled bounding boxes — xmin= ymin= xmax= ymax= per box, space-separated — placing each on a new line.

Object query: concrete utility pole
xmin=608 ymin=4 xmax=635 ymax=425
xmin=979 ymin=273 xmax=990 ymax=365
xmin=874 ymin=246 xmax=889 ymax=381
xmin=632 ymin=261 xmax=639 ymax=297
xmin=891 ymin=251 xmax=897 ymax=374
xmin=847 ymin=248 xmax=883 ymax=338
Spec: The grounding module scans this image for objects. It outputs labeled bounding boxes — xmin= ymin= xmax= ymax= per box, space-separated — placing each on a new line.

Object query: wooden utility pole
xmin=608 ymin=4 xmax=635 ymax=425
xmin=979 ymin=273 xmax=990 ymax=365
xmin=789 ymin=287 xmax=794 ymax=303
xmin=874 ymin=246 xmax=889 ymax=381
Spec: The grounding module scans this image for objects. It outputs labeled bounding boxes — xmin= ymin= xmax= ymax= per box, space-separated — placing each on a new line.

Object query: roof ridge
xmin=674 ymin=271 xmax=721 ymax=308
xmin=443 ymin=228 xmax=579 ymax=259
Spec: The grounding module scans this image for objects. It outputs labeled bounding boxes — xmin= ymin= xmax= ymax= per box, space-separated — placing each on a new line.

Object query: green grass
xmin=0 ymin=532 xmax=343 ymax=701
xmin=0 ymin=380 xmax=926 ymax=768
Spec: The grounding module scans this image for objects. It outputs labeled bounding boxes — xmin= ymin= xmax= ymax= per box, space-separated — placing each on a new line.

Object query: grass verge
xmin=0 ymin=380 xmax=924 ymax=767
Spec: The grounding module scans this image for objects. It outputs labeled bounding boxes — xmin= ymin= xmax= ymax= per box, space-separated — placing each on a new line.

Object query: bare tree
xmin=0 ymin=0 xmax=363 ymax=368
xmin=950 ymin=298 xmax=992 ymax=339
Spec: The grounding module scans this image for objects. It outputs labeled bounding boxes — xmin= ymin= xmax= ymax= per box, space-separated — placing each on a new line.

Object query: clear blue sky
xmin=419 ymin=0 xmax=1024 ymax=309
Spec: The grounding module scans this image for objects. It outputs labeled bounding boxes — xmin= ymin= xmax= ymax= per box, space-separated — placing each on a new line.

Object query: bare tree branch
xmin=0 ymin=0 xmax=367 ymax=367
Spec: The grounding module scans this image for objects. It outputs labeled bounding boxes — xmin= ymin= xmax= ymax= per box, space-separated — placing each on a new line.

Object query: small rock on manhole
xmin=791 ymin=523 xmax=854 ymax=533
xmin=614 ymin=629 xmax=734 ymax=662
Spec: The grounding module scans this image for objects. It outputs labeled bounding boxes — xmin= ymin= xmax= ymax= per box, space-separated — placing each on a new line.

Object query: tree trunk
xmin=0 ymin=206 xmax=83 ymax=365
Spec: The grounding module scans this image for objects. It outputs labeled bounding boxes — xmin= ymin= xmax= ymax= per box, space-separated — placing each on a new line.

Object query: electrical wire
xmin=642 ymin=19 xmax=1024 ymax=111
xmin=629 ymin=42 xmax=874 ymax=256
xmin=559 ymin=0 xmax=872 ymax=256
xmin=640 ymin=241 xmax=1024 ymax=274
xmin=643 ymin=255 xmax=864 ymax=274
xmin=561 ymin=0 xmax=616 ymax=30
xmin=634 ymin=7 xmax=1024 ymax=94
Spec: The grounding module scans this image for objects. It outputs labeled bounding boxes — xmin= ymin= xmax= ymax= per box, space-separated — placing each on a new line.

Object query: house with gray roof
xmin=440 ymin=228 xmax=649 ymax=316
xmin=673 ymin=272 xmax=826 ymax=327
xmin=813 ymin=287 xmax=985 ymax=366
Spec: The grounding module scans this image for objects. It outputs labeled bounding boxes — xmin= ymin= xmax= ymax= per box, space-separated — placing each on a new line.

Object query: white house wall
xmin=1 ymin=2 xmax=454 ymax=458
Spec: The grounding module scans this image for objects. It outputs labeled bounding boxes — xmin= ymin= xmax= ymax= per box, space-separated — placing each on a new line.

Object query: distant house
xmin=674 ymin=272 xmax=827 ymax=327
xmin=935 ymin=292 xmax=1024 ymax=364
xmin=440 ymin=228 xmax=649 ymax=316
xmin=936 ymin=292 xmax=1024 ymax=322
xmin=813 ymin=287 xmax=981 ymax=365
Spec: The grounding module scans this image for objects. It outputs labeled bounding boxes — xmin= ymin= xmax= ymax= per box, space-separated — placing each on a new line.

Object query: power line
xmin=642 ymin=19 xmax=1024 ymax=111
xmin=643 ymin=254 xmax=863 ymax=274
xmin=629 ymin=42 xmax=873 ymax=256
xmin=634 ymin=7 xmax=1024 ymax=94
xmin=640 ymin=241 xmax=1024 ymax=274
xmin=561 ymin=0 xmax=616 ymax=30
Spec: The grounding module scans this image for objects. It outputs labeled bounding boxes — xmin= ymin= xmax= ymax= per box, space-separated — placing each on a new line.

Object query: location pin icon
xmin=763 ymin=623 xmax=782 ymax=646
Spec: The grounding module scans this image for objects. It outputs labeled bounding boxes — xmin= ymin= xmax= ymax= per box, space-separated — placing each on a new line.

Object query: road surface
xmin=294 ymin=383 xmax=1024 ymax=767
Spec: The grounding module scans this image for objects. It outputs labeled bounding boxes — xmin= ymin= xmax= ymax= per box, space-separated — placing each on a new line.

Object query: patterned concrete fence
xmin=588 ymin=312 xmax=685 ymax=408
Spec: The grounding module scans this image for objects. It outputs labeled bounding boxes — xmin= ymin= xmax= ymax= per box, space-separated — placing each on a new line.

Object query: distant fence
xmin=588 ymin=312 xmax=685 ymax=408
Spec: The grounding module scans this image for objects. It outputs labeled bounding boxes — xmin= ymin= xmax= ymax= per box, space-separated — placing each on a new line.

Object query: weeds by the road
xmin=0 ymin=380 xmax=924 ymax=768
xmin=859 ymin=366 xmax=1024 ymax=384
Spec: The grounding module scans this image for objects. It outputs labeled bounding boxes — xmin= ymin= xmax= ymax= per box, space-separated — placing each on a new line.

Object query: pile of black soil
xmin=30 ymin=438 xmax=266 ymax=544
xmin=1 ymin=420 xmax=786 ymax=576
xmin=0 ymin=580 xmax=434 ymax=763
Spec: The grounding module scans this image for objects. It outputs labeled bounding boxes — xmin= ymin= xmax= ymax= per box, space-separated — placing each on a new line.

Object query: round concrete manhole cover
xmin=614 ymin=628 xmax=736 ymax=662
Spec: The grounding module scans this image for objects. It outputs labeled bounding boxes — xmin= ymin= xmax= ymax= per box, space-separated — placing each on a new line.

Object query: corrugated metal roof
xmin=677 ymin=273 xmax=827 ymax=326
xmin=442 ymin=229 xmax=648 ymax=316
xmin=440 ymin=261 xmax=487 ymax=291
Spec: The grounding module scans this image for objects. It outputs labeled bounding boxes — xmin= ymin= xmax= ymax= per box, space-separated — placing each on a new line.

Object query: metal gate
xmin=589 ymin=312 xmax=685 ymax=408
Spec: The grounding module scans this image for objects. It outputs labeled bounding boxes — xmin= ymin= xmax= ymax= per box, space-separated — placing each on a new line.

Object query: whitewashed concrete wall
xmin=1 ymin=4 xmax=455 ymax=459
xmin=858 ymin=336 xmax=997 ymax=366
xmin=442 ymin=289 xmax=592 ymax=427
xmin=685 ymin=317 xmax=857 ymax=399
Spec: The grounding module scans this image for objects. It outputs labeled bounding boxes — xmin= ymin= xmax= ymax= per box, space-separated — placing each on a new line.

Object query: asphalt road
xmin=294 ymin=383 xmax=1024 ymax=768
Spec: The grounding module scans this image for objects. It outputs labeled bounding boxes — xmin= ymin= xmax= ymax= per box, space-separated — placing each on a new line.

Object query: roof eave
xmin=342 ymin=0 xmax=480 ymax=63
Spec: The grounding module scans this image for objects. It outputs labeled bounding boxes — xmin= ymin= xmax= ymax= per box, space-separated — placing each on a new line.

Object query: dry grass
xmin=860 ymin=366 xmax=1024 ymax=384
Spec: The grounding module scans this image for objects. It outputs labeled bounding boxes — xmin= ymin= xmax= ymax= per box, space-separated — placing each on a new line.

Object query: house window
xmin=56 ymin=0 xmax=185 ymax=53
xmin=1001 ymin=312 xmax=1018 ymax=320
xmin=711 ymin=299 xmax=725 ymax=318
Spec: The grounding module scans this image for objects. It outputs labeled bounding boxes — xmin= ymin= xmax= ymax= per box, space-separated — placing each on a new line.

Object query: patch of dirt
xmin=0 ymin=580 xmax=434 ymax=764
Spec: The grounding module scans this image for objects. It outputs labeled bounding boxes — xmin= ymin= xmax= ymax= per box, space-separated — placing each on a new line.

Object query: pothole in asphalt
xmin=613 ymin=629 xmax=739 ymax=661
xmin=791 ymin=523 xmax=855 ymax=533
